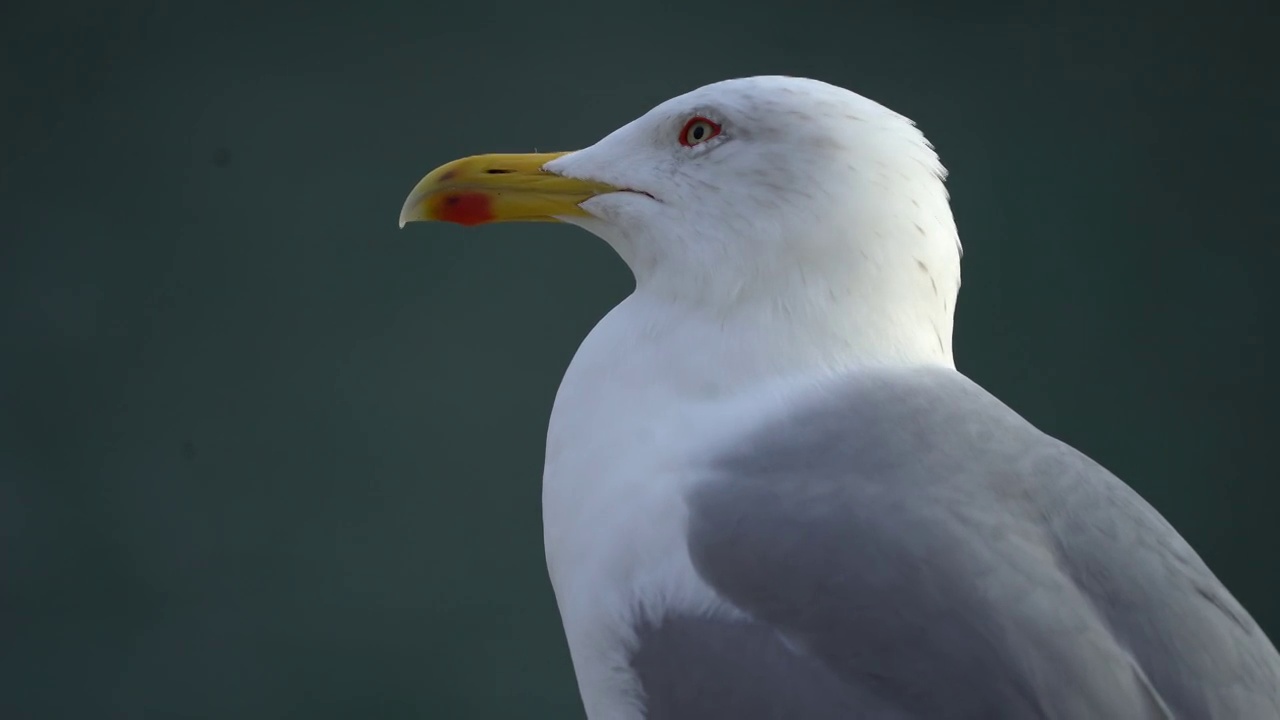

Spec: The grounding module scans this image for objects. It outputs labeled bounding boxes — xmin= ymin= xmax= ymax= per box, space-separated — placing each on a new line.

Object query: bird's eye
xmin=679 ymin=116 xmax=722 ymax=147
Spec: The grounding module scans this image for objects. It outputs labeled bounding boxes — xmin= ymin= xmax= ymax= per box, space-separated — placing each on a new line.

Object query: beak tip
xmin=398 ymin=196 xmax=424 ymax=229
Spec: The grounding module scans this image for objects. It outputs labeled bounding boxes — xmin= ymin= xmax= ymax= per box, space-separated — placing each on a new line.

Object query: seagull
xmin=398 ymin=76 xmax=1280 ymax=719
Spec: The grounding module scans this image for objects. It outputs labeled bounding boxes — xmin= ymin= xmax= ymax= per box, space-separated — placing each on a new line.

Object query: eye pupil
xmin=692 ymin=125 xmax=705 ymax=140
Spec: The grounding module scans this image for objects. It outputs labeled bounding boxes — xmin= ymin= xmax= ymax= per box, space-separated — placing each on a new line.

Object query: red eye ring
xmin=679 ymin=116 xmax=722 ymax=147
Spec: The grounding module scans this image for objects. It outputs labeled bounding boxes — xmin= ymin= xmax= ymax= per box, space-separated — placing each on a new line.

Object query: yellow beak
xmin=398 ymin=152 xmax=622 ymax=228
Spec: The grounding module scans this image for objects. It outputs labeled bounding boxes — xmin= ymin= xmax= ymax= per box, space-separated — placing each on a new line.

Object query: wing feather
xmin=631 ymin=367 xmax=1280 ymax=719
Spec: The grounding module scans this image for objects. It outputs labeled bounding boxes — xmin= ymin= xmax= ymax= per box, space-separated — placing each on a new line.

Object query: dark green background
xmin=3 ymin=1 xmax=1276 ymax=717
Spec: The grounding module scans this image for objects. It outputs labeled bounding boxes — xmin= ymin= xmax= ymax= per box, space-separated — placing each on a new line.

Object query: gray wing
xmin=630 ymin=367 xmax=1280 ymax=719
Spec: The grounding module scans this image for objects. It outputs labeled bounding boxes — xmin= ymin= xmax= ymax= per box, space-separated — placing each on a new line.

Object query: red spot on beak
xmin=435 ymin=192 xmax=495 ymax=226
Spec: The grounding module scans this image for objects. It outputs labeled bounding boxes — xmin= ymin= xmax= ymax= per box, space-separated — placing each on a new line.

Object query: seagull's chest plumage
xmin=542 ymin=294 xmax=741 ymax=718
xmin=540 ymin=291 xmax=863 ymax=718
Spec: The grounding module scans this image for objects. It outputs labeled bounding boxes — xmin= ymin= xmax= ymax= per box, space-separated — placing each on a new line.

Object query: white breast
xmin=542 ymin=298 xmax=726 ymax=719
xmin=541 ymin=289 xmax=869 ymax=719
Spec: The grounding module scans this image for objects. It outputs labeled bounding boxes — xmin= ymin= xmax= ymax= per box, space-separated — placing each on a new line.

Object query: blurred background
xmin=2 ymin=0 xmax=1276 ymax=717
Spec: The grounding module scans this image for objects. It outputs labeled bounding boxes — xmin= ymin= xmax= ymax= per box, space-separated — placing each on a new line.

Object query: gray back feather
xmin=631 ymin=367 xmax=1280 ymax=719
